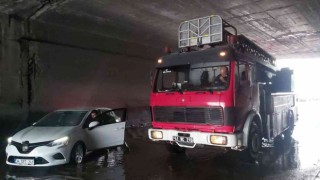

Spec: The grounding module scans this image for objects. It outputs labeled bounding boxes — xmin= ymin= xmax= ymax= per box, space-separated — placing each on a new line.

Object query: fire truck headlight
xmin=210 ymin=135 xmax=227 ymax=145
xmin=151 ymin=131 xmax=163 ymax=139
xmin=219 ymin=51 xmax=226 ymax=57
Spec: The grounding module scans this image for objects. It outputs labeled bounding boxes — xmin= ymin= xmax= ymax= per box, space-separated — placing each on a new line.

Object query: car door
xmin=85 ymin=108 xmax=127 ymax=150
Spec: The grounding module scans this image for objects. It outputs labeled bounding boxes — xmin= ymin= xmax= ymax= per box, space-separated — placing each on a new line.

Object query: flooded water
xmin=1 ymin=101 xmax=320 ymax=180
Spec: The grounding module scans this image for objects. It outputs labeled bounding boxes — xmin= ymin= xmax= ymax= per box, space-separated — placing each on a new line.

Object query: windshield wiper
xmin=206 ymin=87 xmax=214 ymax=94
xmin=170 ymin=87 xmax=184 ymax=94
xmin=175 ymin=86 xmax=185 ymax=94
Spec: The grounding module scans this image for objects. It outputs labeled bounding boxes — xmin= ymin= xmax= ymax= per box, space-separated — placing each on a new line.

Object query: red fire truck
xmin=148 ymin=15 xmax=297 ymax=159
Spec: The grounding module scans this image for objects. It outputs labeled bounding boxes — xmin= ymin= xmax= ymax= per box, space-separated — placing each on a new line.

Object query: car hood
xmin=12 ymin=126 xmax=76 ymax=143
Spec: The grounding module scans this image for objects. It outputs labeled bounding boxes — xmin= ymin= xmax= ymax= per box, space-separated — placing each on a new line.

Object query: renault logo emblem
xmin=22 ymin=141 xmax=29 ymax=152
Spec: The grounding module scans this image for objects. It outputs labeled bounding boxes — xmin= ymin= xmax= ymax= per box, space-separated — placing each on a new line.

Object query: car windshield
xmin=34 ymin=111 xmax=88 ymax=127
xmin=155 ymin=62 xmax=230 ymax=92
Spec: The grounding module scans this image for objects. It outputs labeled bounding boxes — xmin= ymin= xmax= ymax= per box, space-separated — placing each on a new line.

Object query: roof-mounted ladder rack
xmin=178 ymin=15 xmax=276 ymax=67
xmin=178 ymin=15 xmax=237 ymax=48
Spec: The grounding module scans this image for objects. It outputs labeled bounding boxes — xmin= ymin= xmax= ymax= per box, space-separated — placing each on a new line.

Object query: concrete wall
xmin=0 ymin=14 xmax=158 ymax=131
xmin=32 ymin=41 xmax=154 ymax=110
xmin=0 ymin=15 xmax=29 ymax=118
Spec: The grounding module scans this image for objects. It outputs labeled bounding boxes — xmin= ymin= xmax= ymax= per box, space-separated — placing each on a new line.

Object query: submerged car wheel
xmin=70 ymin=143 xmax=85 ymax=164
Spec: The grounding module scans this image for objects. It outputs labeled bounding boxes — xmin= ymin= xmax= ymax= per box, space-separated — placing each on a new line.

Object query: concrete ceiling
xmin=1 ymin=0 xmax=320 ymax=59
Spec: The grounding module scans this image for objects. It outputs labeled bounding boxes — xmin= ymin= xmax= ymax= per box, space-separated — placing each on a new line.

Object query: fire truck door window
xmin=236 ymin=63 xmax=247 ymax=85
xmin=247 ymin=64 xmax=255 ymax=84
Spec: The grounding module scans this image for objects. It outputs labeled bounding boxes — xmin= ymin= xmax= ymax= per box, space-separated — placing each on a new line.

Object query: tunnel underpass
xmin=1 ymin=0 xmax=320 ymax=179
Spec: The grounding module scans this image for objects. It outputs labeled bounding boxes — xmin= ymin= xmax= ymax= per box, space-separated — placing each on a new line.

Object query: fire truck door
xmin=235 ymin=62 xmax=253 ymax=128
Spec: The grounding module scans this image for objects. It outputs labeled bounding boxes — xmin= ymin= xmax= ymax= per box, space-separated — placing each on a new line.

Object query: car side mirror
xmin=88 ymin=121 xmax=99 ymax=130
xmin=115 ymin=117 xmax=121 ymax=123
xmin=150 ymin=71 xmax=154 ymax=89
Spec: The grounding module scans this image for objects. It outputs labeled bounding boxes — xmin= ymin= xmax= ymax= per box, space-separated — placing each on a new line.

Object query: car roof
xmin=55 ymin=107 xmax=112 ymax=112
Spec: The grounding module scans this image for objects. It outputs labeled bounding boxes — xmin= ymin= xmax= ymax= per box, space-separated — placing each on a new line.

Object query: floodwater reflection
xmin=291 ymin=101 xmax=320 ymax=170
xmin=2 ymin=101 xmax=320 ymax=180
xmin=5 ymin=147 xmax=126 ymax=180
xmin=1 ymin=132 xmax=311 ymax=180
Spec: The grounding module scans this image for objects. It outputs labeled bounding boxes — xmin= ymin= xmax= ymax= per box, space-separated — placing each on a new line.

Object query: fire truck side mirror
xmin=257 ymin=82 xmax=266 ymax=86
xmin=150 ymin=71 xmax=154 ymax=89
xmin=249 ymin=76 xmax=254 ymax=87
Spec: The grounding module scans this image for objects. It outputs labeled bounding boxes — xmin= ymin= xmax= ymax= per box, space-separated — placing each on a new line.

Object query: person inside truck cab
xmin=213 ymin=66 xmax=229 ymax=86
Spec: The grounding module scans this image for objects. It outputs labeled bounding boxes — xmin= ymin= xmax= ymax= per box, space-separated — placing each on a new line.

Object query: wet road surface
xmin=1 ymin=101 xmax=320 ymax=180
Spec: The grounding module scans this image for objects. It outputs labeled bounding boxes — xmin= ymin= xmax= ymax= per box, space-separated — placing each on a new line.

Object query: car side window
xmin=83 ymin=115 xmax=94 ymax=128
xmin=100 ymin=109 xmax=127 ymax=125
xmin=84 ymin=109 xmax=127 ymax=129
xmin=99 ymin=112 xmax=116 ymax=126
xmin=83 ymin=110 xmax=103 ymax=128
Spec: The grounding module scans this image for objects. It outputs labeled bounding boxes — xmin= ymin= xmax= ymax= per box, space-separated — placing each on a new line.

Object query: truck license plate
xmin=14 ymin=159 xmax=34 ymax=166
xmin=173 ymin=136 xmax=193 ymax=143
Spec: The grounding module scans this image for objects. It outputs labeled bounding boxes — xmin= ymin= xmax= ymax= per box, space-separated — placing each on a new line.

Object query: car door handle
xmin=115 ymin=127 xmax=124 ymax=130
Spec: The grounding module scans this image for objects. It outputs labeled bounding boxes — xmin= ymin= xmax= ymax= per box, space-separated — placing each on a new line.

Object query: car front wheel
xmin=70 ymin=143 xmax=85 ymax=164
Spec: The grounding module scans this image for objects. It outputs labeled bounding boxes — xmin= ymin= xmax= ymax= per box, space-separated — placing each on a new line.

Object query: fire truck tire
xmin=284 ymin=111 xmax=294 ymax=138
xmin=121 ymin=141 xmax=130 ymax=153
xmin=246 ymin=121 xmax=262 ymax=160
xmin=166 ymin=143 xmax=186 ymax=154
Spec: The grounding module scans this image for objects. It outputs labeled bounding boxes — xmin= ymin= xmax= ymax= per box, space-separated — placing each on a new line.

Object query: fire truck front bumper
xmin=148 ymin=128 xmax=243 ymax=149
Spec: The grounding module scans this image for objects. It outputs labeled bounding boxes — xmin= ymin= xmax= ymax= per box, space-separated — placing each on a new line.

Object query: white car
xmin=5 ymin=108 xmax=127 ymax=167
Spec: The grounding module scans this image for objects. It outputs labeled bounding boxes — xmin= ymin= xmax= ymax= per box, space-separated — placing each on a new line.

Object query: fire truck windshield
xmin=154 ymin=62 xmax=230 ymax=93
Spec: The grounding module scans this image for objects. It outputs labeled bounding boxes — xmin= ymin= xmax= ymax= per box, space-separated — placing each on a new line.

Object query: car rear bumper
xmin=5 ymin=145 xmax=70 ymax=167
xmin=148 ymin=128 xmax=243 ymax=148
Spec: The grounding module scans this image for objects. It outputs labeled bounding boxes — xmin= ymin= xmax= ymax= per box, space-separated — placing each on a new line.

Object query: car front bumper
xmin=148 ymin=128 xmax=243 ymax=148
xmin=5 ymin=144 xmax=71 ymax=167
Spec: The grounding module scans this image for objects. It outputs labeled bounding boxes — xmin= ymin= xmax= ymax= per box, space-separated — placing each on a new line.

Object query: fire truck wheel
xmin=123 ymin=141 xmax=130 ymax=152
xmin=284 ymin=111 xmax=294 ymax=138
xmin=166 ymin=143 xmax=186 ymax=154
xmin=247 ymin=122 xmax=262 ymax=160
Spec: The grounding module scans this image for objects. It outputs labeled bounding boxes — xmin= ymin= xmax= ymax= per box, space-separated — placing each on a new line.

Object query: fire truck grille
xmin=153 ymin=107 xmax=224 ymax=125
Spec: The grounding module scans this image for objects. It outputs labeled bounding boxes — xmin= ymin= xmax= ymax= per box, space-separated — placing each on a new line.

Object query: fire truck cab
xmin=148 ymin=15 xmax=297 ymax=159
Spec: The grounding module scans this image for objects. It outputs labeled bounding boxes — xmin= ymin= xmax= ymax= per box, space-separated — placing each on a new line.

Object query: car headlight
xmin=48 ymin=136 xmax=69 ymax=147
xmin=7 ymin=137 xmax=12 ymax=145
xmin=210 ymin=135 xmax=227 ymax=145
xmin=151 ymin=131 xmax=163 ymax=139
